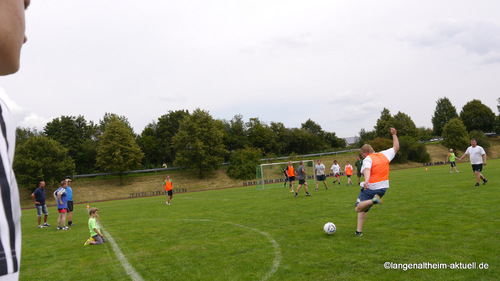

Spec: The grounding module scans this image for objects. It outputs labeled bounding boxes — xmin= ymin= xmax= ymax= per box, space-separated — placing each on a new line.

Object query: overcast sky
xmin=0 ymin=0 xmax=499 ymax=138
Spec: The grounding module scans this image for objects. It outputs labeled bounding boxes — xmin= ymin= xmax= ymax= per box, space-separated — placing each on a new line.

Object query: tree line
xmin=13 ymin=97 xmax=499 ymax=185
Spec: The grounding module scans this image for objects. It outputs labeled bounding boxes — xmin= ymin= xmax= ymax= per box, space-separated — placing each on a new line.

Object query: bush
xmin=227 ymin=147 xmax=262 ymax=180
xmin=468 ymin=130 xmax=490 ymax=150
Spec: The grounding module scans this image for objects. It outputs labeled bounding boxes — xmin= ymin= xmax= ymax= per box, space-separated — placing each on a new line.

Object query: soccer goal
xmin=256 ymin=160 xmax=315 ymax=190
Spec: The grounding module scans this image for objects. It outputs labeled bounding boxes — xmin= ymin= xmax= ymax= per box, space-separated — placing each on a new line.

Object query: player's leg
xmin=356 ymin=212 xmax=367 ymax=234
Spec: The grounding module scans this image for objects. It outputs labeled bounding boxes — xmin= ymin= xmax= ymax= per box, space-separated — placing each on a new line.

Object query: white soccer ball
xmin=323 ymin=222 xmax=336 ymax=235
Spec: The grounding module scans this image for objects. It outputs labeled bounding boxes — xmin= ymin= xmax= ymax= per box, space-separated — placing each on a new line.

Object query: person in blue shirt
xmin=31 ymin=181 xmax=50 ymax=228
xmin=53 ymin=180 xmax=70 ymax=230
xmin=65 ymin=179 xmax=75 ymax=226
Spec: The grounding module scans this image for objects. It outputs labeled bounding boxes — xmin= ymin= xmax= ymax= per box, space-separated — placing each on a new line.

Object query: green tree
xmin=246 ymin=118 xmax=276 ymax=155
xmin=44 ymin=115 xmax=98 ymax=174
xmin=441 ymin=118 xmax=469 ymax=152
xmin=222 ymin=114 xmax=249 ymax=153
xmin=357 ymin=128 xmax=376 ymax=147
xmin=15 ymin=127 xmax=40 ymax=145
xmin=459 ymin=99 xmax=495 ymax=133
xmin=95 ymin=116 xmax=144 ymax=177
xmin=98 ymin=113 xmax=135 ymax=136
xmin=374 ymin=108 xmax=395 ymax=139
xmin=13 ymin=136 xmax=75 ymax=186
xmin=227 ymin=147 xmax=262 ymax=180
xmin=325 ymin=131 xmax=346 ymax=149
xmin=418 ymin=127 xmax=434 ymax=142
xmin=431 ymin=97 xmax=458 ymax=136
xmin=172 ymin=109 xmax=228 ymax=177
xmin=468 ymin=130 xmax=490 ymax=150
xmin=392 ymin=111 xmax=420 ymax=139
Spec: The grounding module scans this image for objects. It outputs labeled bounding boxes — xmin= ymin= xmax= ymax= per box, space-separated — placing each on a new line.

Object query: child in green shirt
xmin=84 ymin=208 xmax=107 ymax=246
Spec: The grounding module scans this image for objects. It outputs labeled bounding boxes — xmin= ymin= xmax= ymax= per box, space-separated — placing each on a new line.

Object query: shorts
xmin=67 ymin=201 xmax=74 ymax=212
xmin=92 ymin=234 xmax=108 ymax=245
xmin=334 ymin=173 xmax=340 ymax=178
xmin=298 ymin=179 xmax=306 ymax=185
xmin=166 ymin=190 xmax=173 ymax=196
xmin=357 ymin=171 xmax=362 ymax=178
xmin=450 ymin=161 xmax=456 ymax=167
xmin=288 ymin=176 xmax=296 ymax=182
xmin=471 ymin=164 xmax=483 ymax=172
xmin=58 ymin=208 xmax=67 ymax=213
xmin=36 ymin=204 xmax=49 ymax=217
xmin=355 ymin=187 xmax=387 ymax=213
xmin=347 ymin=175 xmax=351 ymax=178
xmin=316 ymin=175 xmax=326 ymax=181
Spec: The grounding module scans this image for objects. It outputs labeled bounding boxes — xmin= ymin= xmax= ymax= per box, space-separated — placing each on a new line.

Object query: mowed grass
xmin=20 ymin=160 xmax=499 ymax=280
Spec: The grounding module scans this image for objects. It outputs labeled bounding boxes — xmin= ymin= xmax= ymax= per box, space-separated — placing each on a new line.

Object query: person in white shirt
xmin=330 ymin=160 xmax=341 ymax=185
xmin=458 ymin=138 xmax=488 ymax=187
xmin=314 ymin=160 xmax=328 ymax=191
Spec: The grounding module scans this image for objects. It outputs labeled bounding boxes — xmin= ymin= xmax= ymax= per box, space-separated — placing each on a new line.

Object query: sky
xmin=0 ymin=0 xmax=499 ymax=138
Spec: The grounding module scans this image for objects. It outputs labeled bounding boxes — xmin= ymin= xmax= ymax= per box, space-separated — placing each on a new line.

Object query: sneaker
xmin=355 ymin=231 xmax=363 ymax=236
xmin=294 ymin=193 xmax=298 ymax=198
xmin=475 ymin=183 xmax=480 ymax=187
xmin=38 ymin=225 xmax=44 ymax=229
xmin=306 ymin=193 xmax=311 ymax=196
xmin=373 ymin=194 xmax=383 ymax=205
xmin=315 ymin=188 xmax=318 ymax=191
xmin=456 ymin=171 xmax=460 ymax=173
xmin=57 ymin=226 xmax=62 ymax=230
xmin=68 ymin=223 xmax=74 ymax=226
xmin=338 ymin=182 xmax=341 ymax=185
xmin=483 ymin=179 xmax=488 ymax=185
xmin=84 ymin=239 xmax=90 ymax=246
xmin=43 ymin=223 xmax=51 ymax=227
xmin=166 ymin=201 xmax=168 ymax=204
xmin=62 ymin=226 xmax=70 ymax=230
xmin=450 ymin=171 xmax=453 ymax=174
xmin=346 ymin=183 xmax=349 ymax=186
xmin=325 ymin=187 xmax=328 ymax=190
xmin=167 ymin=202 xmax=171 ymax=205
xmin=290 ymin=190 xmax=294 ymax=193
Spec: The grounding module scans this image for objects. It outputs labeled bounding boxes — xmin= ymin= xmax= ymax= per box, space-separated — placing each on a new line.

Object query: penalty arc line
xmin=100 ymin=225 xmax=145 ymax=281
xmin=178 ymin=219 xmax=281 ymax=281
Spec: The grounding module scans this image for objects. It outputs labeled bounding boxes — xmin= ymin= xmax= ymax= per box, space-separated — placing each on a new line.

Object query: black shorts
xmin=67 ymin=201 xmax=74 ymax=212
xmin=450 ymin=161 xmax=456 ymax=167
xmin=299 ymin=179 xmax=306 ymax=185
xmin=471 ymin=164 xmax=483 ymax=172
xmin=166 ymin=190 xmax=173 ymax=196
xmin=357 ymin=171 xmax=362 ymax=178
xmin=289 ymin=176 xmax=296 ymax=182
xmin=316 ymin=175 xmax=326 ymax=181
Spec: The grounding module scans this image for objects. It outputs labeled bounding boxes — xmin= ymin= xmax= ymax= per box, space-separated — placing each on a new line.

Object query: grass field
xmin=20 ymin=160 xmax=498 ymax=280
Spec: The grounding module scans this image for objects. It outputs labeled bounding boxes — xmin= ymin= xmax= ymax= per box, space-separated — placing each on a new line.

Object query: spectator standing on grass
xmin=84 ymin=208 xmax=107 ymax=246
xmin=446 ymin=149 xmax=460 ymax=174
xmin=355 ymin=155 xmax=363 ymax=185
xmin=0 ymin=0 xmax=30 ymax=277
xmin=282 ymin=167 xmax=289 ymax=187
xmin=458 ymin=139 xmax=488 ymax=187
xmin=345 ymin=161 xmax=353 ymax=185
xmin=31 ymin=181 xmax=50 ymax=228
xmin=53 ymin=180 xmax=70 ymax=230
xmin=164 ymin=175 xmax=173 ymax=205
xmin=314 ymin=159 xmax=328 ymax=191
xmin=354 ymin=128 xmax=399 ymax=237
xmin=66 ymin=179 xmax=75 ymax=226
xmin=331 ymin=160 xmax=341 ymax=185
xmin=285 ymin=161 xmax=296 ymax=193
xmin=295 ymin=161 xmax=311 ymax=198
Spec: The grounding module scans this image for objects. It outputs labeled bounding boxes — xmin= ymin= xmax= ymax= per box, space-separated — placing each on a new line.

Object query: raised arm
xmin=391 ymin=127 xmax=399 ymax=154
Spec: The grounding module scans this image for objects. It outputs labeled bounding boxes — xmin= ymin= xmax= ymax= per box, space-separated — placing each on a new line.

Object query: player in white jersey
xmin=458 ymin=138 xmax=488 ymax=187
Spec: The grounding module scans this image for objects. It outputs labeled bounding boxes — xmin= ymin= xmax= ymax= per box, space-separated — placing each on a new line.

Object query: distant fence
xmin=129 ymin=188 xmax=187 ymax=198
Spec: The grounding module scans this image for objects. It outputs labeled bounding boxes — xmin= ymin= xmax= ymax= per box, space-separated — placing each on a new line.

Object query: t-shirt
xmin=361 ymin=148 xmax=396 ymax=190
xmin=464 ymin=145 xmax=486 ymax=165
xmin=54 ymin=187 xmax=68 ymax=209
xmin=330 ymin=164 xmax=340 ymax=174
xmin=66 ymin=185 xmax=73 ymax=201
xmin=315 ymin=164 xmax=325 ymax=176
xmin=296 ymin=165 xmax=306 ymax=180
xmin=88 ymin=217 xmax=99 ymax=237
xmin=33 ymin=187 xmax=46 ymax=206
xmin=355 ymin=160 xmax=363 ymax=172
xmin=448 ymin=153 xmax=456 ymax=162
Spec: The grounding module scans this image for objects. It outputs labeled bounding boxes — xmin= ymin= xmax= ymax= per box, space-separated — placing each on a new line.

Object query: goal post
xmin=256 ymin=160 xmax=316 ymax=190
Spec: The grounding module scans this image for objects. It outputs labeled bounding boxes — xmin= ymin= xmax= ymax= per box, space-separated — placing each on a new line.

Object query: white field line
xmin=178 ymin=219 xmax=281 ymax=281
xmin=100 ymin=225 xmax=144 ymax=281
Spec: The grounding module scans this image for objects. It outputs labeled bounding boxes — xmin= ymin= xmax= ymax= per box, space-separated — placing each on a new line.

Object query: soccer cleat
xmin=338 ymin=182 xmax=341 ymax=185
xmin=355 ymin=231 xmax=363 ymax=236
xmin=483 ymin=179 xmax=488 ymax=185
xmin=38 ymin=225 xmax=44 ymax=229
xmin=166 ymin=201 xmax=168 ymax=204
xmin=475 ymin=183 xmax=480 ymax=187
xmin=290 ymin=190 xmax=294 ymax=193
xmin=325 ymin=187 xmax=328 ymax=190
xmin=294 ymin=193 xmax=298 ymax=198
xmin=43 ymin=223 xmax=51 ymax=227
xmin=68 ymin=223 xmax=74 ymax=226
xmin=62 ymin=226 xmax=70 ymax=230
xmin=373 ymin=194 xmax=383 ymax=205
xmin=84 ymin=239 xmax=90 ymax=246
xmin=57 ymin=226 xmax=62 ymax=230
xmin=167 ymin=202 xmax=171 ymax=205
xmin=315 ymin=188 xmax=318 ymax=191
xmin=306 ymin=193 xmax=311 ymax=196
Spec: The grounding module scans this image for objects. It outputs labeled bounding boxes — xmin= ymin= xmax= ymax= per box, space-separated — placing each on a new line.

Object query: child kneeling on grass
xmin=84 ymin=208 xmax=107 ymax=246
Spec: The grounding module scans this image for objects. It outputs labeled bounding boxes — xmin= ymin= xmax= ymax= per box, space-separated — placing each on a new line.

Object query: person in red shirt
xmin=164 ymin=175 xmax=173 ymax=205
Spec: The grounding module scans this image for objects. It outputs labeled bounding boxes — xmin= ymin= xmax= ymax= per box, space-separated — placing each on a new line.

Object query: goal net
xmin=256 ymin=160 xmax=315 ymax=190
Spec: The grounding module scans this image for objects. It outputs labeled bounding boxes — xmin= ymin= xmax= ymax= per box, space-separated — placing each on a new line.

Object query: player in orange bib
xmin=345 ymin=161 xmax=353 ymax=185
xmin=285 ymin=161 xmax=296 ymax=193
xmin=163 ymin=175 xmax=173 ymax=205
xmin=354 ymin=128 xmax=399 ymax=236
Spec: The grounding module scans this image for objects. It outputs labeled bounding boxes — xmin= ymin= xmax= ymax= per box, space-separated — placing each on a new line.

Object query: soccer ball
xmin=323 ymin=222 xmax=336 ymax=235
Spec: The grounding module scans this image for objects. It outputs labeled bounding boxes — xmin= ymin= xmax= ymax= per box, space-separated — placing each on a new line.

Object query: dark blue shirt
xmin=33 ymin=187 xmax=46 ymax=206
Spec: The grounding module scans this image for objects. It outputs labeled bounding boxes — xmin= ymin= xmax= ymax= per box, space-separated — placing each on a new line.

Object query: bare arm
xmin=363 ymin=168 xmax=371 ymax=190
xmin=483 ymin=153 xmax=487 ymax=166
xmin=57 ymin=193 xmax=63 ymax=205
xmin=31 ymin=193 xmax=38 ymax=204
xmin=390 ymin=127 xmax=399 ymax=154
